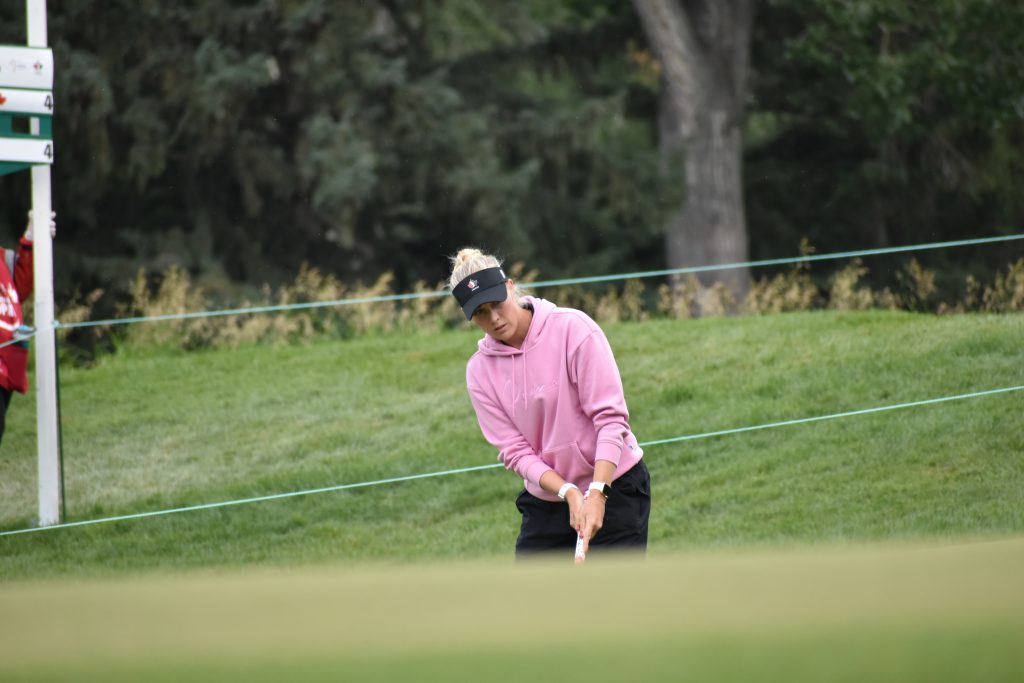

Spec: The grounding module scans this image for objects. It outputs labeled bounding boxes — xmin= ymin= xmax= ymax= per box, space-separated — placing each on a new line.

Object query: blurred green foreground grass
xmin=0 ymin=310 xmax=1022 ymax=580
xmin=1 ymin=537 xmax=1022 ymax=682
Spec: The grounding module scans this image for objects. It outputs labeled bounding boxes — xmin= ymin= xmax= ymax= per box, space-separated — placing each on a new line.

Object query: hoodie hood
xmin=477 ymin=296 xmax=555 ymax=356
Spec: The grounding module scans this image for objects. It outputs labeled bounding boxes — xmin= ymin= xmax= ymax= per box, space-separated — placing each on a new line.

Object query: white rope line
xmin=0 ymin=326 xmax=36 ymax=349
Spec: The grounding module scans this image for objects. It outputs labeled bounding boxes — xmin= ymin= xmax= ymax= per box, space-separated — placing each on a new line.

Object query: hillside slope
xmin=1 ymin=311 xmax=1021 ymax=578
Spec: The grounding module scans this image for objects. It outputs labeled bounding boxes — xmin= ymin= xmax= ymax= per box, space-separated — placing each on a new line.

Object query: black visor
xmin=452 ymin=266 xmax=508 ymax=320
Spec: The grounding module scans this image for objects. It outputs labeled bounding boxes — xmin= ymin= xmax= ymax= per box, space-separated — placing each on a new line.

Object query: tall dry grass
xmin=54 ymin=256 xmax=1024 ymax=353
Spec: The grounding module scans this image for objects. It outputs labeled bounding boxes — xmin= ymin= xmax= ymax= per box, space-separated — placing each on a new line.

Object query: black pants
xmin=0 ymin=388 xmax=11 ymax=448
xmin=515 ymin=459 xmax=651 ymax=558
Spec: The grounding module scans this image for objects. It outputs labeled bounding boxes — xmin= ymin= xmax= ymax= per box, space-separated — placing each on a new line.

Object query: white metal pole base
xmin=32 ymin=164 xmax=61 ymax=526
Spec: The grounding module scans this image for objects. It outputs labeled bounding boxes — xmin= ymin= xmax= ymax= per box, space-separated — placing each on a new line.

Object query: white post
xmin=32 ymin=167 xmax=60 ymax=526
xmin=26 ymin=0 xmax=61 ymax=526
xmin=26 ymin=0 xmax=47 ymax=46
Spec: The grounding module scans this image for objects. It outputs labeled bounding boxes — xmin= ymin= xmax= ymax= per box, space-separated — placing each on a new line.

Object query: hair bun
xmin=449 ymin=246 xmax=501 ymax=290
xmin=455 ymin=248 xmax=482 ymax=267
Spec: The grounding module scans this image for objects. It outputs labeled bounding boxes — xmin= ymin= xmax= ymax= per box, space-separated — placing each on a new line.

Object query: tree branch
xmin=729 ymin=0 xmax=756 ymax=106
xmin=438 ymin=14 xmax=638 ymax=81
xmin=632 ymin=0 xmax=700 ymax=140
xmin=377 ymin=0 xmax=427 ymax=59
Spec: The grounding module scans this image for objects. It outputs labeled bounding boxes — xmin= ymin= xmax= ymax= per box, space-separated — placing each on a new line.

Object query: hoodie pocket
xmin=541 ymin=441 xmax=592 ymax=482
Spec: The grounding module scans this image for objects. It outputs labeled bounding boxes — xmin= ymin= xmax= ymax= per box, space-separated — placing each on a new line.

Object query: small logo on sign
xmin=0 ymin=92 xmax=6 ymax=105
xmin=34 ymin=61 xmax=43 ymax=74
xmin=467 ymin=279 xmax=478 ymax=291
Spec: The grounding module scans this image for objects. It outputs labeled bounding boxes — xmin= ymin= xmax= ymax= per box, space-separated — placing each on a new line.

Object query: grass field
xmin=1 ymin=310 xmax=1022 ymax=580
xmin=1 ymin=309 xmax=1021 ymax=679
xmin=1 ymin=537 xmax=1023 ymax=681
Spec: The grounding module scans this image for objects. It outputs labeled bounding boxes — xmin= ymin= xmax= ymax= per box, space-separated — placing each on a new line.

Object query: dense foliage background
xmin=1 ymin=0 xmax=1021 ymax=311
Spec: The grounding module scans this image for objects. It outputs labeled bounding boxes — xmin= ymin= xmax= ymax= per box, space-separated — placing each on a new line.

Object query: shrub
xmin=53 ymin=251 xmax=1024 ymax=356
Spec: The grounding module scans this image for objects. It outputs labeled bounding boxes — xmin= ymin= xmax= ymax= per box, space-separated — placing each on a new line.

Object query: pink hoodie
xmin=466 ymin=296 xmax=643 ymax=502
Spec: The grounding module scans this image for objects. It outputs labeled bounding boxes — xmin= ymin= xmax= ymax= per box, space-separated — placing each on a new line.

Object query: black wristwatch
xmin=587 ymin=482 xmax=611 ymax=499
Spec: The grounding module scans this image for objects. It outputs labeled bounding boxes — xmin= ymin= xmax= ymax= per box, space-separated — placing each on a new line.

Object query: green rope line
xmin=57 ymin=233 xmax=1024 ymax=330
xmin=2 ymin=383 xmax=1020 ymax=538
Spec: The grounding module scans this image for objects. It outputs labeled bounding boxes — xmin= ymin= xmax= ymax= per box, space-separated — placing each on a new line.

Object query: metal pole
xmin=27 ymin=0 xmax=61 ymax=526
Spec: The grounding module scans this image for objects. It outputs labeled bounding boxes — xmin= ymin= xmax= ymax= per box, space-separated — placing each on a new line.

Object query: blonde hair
xmin=448 ymin=247 xmax=526 ymax=303
xmin=448 ymin=247 xmax=501 ymax=289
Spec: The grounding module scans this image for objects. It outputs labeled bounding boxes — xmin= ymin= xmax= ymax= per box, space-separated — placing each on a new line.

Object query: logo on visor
xmin=467 ymin=279 xmax=478 ymax=291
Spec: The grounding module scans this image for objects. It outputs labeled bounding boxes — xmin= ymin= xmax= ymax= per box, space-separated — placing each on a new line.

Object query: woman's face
xmin=470 ymin=281 xmax=523 ymax=344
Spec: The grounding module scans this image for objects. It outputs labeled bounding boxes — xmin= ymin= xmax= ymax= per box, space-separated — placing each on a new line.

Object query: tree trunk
xmin=634 ymin=0 xmax=755 ymax=306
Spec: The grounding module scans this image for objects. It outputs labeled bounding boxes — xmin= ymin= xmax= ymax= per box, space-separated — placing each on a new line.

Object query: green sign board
xmin=0 ymin=45 xmax=54 ymax=176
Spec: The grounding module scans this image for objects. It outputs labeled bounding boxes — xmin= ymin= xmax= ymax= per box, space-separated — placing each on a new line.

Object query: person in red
xmin=0 ymin=211 xmax=54 ymax=446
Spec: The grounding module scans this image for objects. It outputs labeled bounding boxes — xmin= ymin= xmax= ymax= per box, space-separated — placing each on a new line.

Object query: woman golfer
xmin=450 ymin=248 xmax=650 ymax=559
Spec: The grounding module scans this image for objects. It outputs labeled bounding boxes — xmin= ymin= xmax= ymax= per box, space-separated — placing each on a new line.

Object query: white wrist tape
xmin=557 ymin=482 xmax=579 ymax=500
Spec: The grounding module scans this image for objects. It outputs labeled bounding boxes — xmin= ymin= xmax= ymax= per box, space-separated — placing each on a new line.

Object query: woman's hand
xmin=565 ymin=488 xmax=585 ymax=534
xmin=25 ymin=210 xmax=57 ymax=241
xmin=579 ymin=492 xmax=607 ymax=555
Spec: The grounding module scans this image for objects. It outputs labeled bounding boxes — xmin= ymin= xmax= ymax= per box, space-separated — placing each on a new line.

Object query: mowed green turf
xmin=0 ymin=311 xmax=1022 ymax=580
xmin=1 ymin=538 xmax=1022 ymax=682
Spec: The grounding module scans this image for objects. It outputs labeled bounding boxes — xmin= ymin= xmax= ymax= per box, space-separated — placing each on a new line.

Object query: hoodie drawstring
xmin=522 ymin=347 xmax=529 ymax=414
xmin=506 ymin=337 xmax=531 ymax=417
xmin=511 ymin=353 xmax=517 ymax=416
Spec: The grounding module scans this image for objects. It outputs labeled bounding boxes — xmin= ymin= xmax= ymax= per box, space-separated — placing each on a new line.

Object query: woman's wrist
xmin=557 ymin=482 xmax=580 ymax=500
xmin=586 ymin=481 xmax=611 ymax=500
